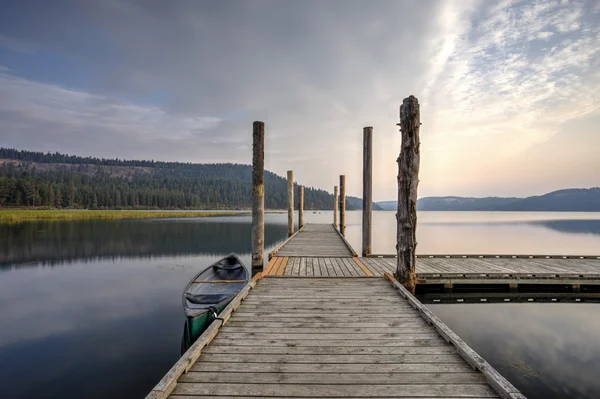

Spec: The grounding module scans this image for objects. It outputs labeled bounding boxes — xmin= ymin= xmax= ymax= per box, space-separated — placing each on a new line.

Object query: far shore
xmin=0 ymin=209 xmax=253 ymax=222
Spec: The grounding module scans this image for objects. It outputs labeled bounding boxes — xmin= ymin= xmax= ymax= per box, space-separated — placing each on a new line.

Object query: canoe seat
xmin=185 ymin=293 xmax=230 ymax=305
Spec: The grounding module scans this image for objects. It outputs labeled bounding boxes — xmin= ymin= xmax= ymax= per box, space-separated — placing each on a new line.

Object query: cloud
xmin=0 ymin=71 xmax=225 ymax=157
xmin=0 ymin=0 xmax=599 ymax=198
xmin=420 ymin=0 xmax=600 ymax=196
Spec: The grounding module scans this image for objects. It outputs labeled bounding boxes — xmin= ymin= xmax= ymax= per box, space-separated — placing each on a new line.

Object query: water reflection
xmin=429 ymin=303 xmax=600 ymax=399
xmin=0 ymin=215 xmax=291 ymax=399
xmin=0 ymin=215 xmax=289 ymax=268
xmin=530 ymin=220 xmax=600 ymax=235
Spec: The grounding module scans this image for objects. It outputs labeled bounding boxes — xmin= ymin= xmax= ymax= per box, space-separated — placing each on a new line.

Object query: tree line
xmin=0 ymin=148 xmax=365 ymax=210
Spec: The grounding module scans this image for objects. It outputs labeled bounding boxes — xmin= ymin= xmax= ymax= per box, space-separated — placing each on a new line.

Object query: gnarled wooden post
xmin=396 ymin=96 xmax=420 ymax=293
xmin=339 ymin=175 xmax=346 ymax=236
xmin=252 ymin=121 xmax=265 ymax=273
xmin=298 ymin=186 xmax=304 ymax=229
xmin=333 ymin=186 xmax=339 ymax=226
xmin=362 ymin=126 xmax=373 ymax=257
xmin=287 ymin=170 xmax=294 ymax=237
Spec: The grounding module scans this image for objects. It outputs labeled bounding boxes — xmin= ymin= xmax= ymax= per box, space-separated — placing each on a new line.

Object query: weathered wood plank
xmin=272 ymin=224 xmax=355 ymax=257
xmin=225 ymin=321 xmax=427 ymax=328
xmin=190 ymin=361 xmax=475 ymax=373
xmin=179 ymin=371 xmax=487 ymax=384
xmin=207 ymin=338 xmax=447 ymax=347
xmin=202 ymin=345 xmax=457 ymax=355
xmin=197 ymin=353 xmax=464 ymax=364
xmin=385 ymin=273 xmax=524 ymax=399
xmin=172 ymin=382 xmax=498 ymax=397
xmin=159 ymin=276 xmax=520 ymax=399
xmin=215 ymin=332 xmax=440 ymax=340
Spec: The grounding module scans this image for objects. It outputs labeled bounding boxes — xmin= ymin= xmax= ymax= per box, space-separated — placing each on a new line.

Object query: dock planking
xmin=147 ymin=224 xmax=527 ymax=399
xmin=267 ymin=224 xmax=600 ymax=286
xmin=150 ymin=277 xmax=523 ymax=398
xmin=270 ymin=224 xmax=355 ymax=257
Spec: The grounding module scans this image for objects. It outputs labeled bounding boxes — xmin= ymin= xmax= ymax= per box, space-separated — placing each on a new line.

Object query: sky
xmin=0 ymin=0 xmax=599 ymax=201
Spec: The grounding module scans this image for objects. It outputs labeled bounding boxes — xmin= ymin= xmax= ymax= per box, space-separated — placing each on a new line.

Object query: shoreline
xmin=0 ymin=209 xmax=251 ymax=222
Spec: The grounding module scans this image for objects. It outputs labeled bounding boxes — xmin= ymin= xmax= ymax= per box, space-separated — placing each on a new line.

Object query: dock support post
xmin=509 ymin=283 xmax=518 ymax=294
xmin=252 ymin=121 xmax=265 ymax=273
xmin=444 ymin=283 xmax=453 ymax=294
xmin=362 ymin=126 xmax=373 ymax=257
xmin=339 ymin=175 xmax=346 ymax=236
xmin=396 ymin=96 xmax=420 ymax=293
xmin=333 ymin=186 xmax=339 ymax=226
xmin=287 ymin=170 xmax=294 ymax=237
xmin=298 ymin=186 xmax=304 ymax=229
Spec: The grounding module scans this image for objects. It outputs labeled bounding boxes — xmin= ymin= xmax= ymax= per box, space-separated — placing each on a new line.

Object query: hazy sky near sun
xmin=0 ymin=0 xmax=599 ymax=200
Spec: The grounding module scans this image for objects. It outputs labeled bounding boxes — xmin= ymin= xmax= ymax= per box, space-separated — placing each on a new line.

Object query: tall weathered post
xmin=362 ymin=126 xmax=373 ymax=257
xmin=339 ymin=175 xmax=346 ymax=236
xmin=287 ymin=170 xmax=294 ymax=237
xmin=396 ymin=95 xmax=420 ymax=293
xmin=333 ymin=186 xmax=339 ymax=226
xmin=252 ymin=121 xmax=265 ymax=273
xmin=298 ymin=186 xmax=304 ymax=229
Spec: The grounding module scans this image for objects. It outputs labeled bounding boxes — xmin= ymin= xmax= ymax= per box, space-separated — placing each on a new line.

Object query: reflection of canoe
xmin=181 ymin=254 xmax=249 ymax=352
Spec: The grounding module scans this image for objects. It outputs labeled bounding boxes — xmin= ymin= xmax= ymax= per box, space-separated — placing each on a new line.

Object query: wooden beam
xmin=362 ymin=126 xmax=373 ymax=257
xmin=287 ymin=170 xmax=294 ymax=237
xmin=384 ymin=273 xmax=526 ymax=399
xmin=353 ymin=257 xmax=374 ymax=277
xmin=298 ymin=186 xmax=304 ymax=229
xmin=252 ymin=121 xmax=265 ymax=272
xmin=339 ymin=175 xmax=346 ymax=236
xmin=397 ymin=96 xmax=420 ymax=292
xmin=333 ymin=186 xmax=338 ymax=226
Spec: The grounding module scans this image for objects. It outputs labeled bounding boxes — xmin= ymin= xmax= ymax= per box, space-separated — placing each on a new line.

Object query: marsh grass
xmin=0 ymin=209 xmax=247 ymax=222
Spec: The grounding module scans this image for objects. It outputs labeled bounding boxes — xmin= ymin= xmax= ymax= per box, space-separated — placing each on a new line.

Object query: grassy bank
xmin=0 ymin=209 xmax=248 ymax=222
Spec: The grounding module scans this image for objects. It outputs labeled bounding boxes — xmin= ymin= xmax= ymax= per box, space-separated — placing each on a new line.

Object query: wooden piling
xmin=339 ymin=175 xmax=346 ymax=236
xmin=396 ymin=95 xmax=420 ymax=293
xmin=298 ymin=186 xmax=304 ymax=229
xmin=362 ymin=126 xmax=373 ymax=257
xmin=251 ymin=121 xmax=265 ymax=272
xmin=333 ymin=186 xmax=339 ymax=226
xmin=287 ymin=170 xmax=294 ymax=237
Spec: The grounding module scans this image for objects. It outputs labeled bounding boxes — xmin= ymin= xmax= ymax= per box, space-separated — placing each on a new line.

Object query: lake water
xmin=1 ymin=211 xmax=600 ymax=398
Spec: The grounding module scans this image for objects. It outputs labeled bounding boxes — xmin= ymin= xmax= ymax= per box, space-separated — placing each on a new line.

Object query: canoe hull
xmin=181 ymin=254 xmax=249 ymax=353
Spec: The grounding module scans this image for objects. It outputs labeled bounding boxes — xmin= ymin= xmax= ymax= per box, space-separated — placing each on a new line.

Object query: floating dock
xmin=147 ymin=224 xmax=528 ymax=399
xmin=269 ymin=225 xmax=600 ymax=294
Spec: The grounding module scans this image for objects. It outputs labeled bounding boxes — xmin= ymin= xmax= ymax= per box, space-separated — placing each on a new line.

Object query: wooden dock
xmin=267 ymin=225 xmax=600 ymax=289
xmin=270 ymin=224 xmax=356 ymax=258
xmin=147 ymin=224 xmax=527 ymax=399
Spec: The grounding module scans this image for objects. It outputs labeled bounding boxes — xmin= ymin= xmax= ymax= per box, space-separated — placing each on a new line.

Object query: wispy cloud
xmin=0 ymin=71 xmax=223 ymax=152
xmin=427 ymin=0 xmax=600 ymax=151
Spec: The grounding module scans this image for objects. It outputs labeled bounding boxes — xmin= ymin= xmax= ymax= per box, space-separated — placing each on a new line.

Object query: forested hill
xmin=373 ymin=188 xmax=600 ymax=212
xmin=0 ymin=148 xmax=376 ymax=210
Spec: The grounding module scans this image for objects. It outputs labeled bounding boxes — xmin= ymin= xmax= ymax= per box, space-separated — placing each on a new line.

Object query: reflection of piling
xmin=298 ymin=186 xmax=304 ymax=229
xmin=287 ymin=170 xmax=294 ymax=237
xmin=362 ymin=126 xmax=373 ymax=257
xmin=339 ymin=175 xmax=346 ymax=236
xmin=333 ymin=186 xmax=339 ymax=226
xmin=251 ymin=121 xmax=265 ymax=272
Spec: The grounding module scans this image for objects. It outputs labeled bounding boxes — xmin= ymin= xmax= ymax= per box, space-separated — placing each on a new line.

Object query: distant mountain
xmin=416 ymin=196 xmax=520 ymax=211
xmin=0 ymin=147 xmax=380 ymax=210
xmin=375 ymin=188 xmax=600 ymax=212
xmin=375 ymin=201 xmax=397 ymax=211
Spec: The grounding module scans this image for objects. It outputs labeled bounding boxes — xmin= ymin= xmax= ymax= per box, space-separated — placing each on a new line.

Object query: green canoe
xmin=181 ymin=254 xmax=249 ymax=353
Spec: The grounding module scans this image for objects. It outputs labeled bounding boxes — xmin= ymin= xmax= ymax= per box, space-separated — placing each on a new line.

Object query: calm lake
xmin=1 ymin=211 xmax=600 ymax=398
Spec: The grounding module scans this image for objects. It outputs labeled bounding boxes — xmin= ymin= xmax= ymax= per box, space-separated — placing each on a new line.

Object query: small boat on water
xmin=181 ymin=254 xmax=249 ymax=353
